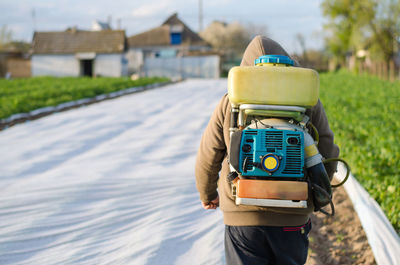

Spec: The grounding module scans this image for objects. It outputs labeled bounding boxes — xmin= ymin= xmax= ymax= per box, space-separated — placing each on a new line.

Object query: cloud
xmin=131 ymin=0 xmax=175 ymax=18
xmin=207 ymin=0 xmax=232 ymax=7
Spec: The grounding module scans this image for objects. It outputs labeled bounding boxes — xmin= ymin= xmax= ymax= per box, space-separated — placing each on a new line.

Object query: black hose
xmin=312 ymin=183 xmax=335 ymax=216
xmin=323 ymin=158 xmax=351 ymax=188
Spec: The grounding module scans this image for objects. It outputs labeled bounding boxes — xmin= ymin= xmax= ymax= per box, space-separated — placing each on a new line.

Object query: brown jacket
xmin=195 ymin=36 xmax=340 ymax=226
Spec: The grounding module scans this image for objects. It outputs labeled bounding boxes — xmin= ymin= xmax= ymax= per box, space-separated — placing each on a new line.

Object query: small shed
xmin=0 ymin=42 xmax=31 ymax=78
xmin=31 ymin=29 xmax=128 ymax=77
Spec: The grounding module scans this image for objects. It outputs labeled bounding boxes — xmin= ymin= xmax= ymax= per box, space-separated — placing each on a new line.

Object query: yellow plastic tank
xmin=228 ymin=58 xmax=319 ymax=108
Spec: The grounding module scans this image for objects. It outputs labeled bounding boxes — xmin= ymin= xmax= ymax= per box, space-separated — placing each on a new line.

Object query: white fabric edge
xmin=0 ymin=81 xmax=174 ymax=125
xmin=336 ymin=164 xmax=400 ymax=265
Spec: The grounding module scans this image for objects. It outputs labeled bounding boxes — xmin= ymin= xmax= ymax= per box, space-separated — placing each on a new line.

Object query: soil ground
xmin=306 ymin=185 xmax=376 ymax=265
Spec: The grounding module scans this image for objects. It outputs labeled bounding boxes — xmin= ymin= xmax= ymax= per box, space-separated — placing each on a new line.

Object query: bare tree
xmin=0 ymin=25 xmax=13 ymax=50
xmin=200 ymin=21 xmax=268 ymax=59
xmin=296 ymin=33 xmax=308 ymax=65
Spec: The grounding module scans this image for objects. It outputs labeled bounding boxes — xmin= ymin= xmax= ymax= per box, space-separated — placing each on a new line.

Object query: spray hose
xmin=307 ymin=121 xmax=350 ymax=187
xmin=307 ymin=122 xmax=319 ymax=144
xmin=323 ymin=158 xmax=351 ymax=188
xmin=311 ymin=183 xmax=335 ymax=216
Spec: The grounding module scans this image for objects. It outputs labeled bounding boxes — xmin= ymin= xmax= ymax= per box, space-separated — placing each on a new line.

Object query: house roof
xmin=32 ymin=30 xmax=126 ymax=54
xmin=128 ymin=13 xmax=208 ymax=47
xmin=92 ymin=21 xmax=111 ymax=31
xmin=127 ymin=25 xmax=171 ymax=47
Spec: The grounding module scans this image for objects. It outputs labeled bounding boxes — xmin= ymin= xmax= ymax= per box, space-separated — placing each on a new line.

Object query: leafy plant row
xmin=319 ymin=71 xmax=399 ymax=233
xmin=0 ymin=76 xmax=169 ymax=120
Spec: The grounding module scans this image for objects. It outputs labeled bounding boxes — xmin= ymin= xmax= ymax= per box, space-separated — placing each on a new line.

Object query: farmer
xmin=195 ymin=35 xmax=339 ymax=265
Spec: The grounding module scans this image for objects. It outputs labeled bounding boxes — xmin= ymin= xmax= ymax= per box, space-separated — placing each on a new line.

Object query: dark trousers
xmin=225 ymin=220 xmax=311 ymax=265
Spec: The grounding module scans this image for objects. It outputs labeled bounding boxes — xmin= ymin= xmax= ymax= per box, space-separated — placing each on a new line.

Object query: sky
xmin=0 ymin=0 xmax=326 ymax=54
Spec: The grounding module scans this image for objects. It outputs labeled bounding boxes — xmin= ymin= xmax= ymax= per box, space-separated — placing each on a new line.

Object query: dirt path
xmin=306 ymin=185 xmax=376 ymax=265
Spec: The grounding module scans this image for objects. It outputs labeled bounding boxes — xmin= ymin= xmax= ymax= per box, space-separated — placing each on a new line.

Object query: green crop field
xmin=0 ymin=76 xmax=169 ymax=120
xmin=319 ymin=71 xmax=400 ymax=233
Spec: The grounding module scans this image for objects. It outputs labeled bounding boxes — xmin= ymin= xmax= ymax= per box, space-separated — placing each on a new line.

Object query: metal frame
xmin=236 ymin=197 xmax=308 ymax=208
xmin=238 ymin=104 xmax=306 ymax=126
xmin=230 ymin=103 xmax=309 ymax=209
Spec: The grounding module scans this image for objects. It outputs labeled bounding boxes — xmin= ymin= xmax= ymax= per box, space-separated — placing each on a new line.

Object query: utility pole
xmin=199 ymin=0 xmax=203 ymax=32
xmin=108 ymin=15 xmax=112 ymax=29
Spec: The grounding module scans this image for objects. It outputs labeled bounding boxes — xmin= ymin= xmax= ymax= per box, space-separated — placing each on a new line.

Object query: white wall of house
xmin=95 ymin=54 xmax=127 ymax=77
xmin=32 ymin=53 xmax=127 ymax=77
xmin=144 ymin=55 xmax=220 ymax=79
xmin=126 ymin=48 xmax=144 ymax=75
xmin=32 ymin=54 xmax=79 ymax=77
xmin=127 ymin=47 xmax=192 ymax=76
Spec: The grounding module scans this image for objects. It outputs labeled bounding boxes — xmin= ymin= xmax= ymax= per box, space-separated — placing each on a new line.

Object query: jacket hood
xmin=240 ymin=35 xmax=299 ymax=67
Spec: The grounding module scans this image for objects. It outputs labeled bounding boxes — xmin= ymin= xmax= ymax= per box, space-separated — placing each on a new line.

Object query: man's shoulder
xmin=217 ymin=93 xmax=230 ymax=114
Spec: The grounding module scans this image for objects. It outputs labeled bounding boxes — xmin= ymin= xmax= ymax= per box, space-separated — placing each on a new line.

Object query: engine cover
xmin=233 ymin=128 xmax=305 ymax=178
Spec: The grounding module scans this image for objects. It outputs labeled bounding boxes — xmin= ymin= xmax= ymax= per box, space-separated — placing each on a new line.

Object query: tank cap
xmin=255 ymin=55 xmax=294 ymax=66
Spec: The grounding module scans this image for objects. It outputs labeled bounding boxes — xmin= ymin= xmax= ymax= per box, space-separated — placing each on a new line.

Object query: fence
xmin=356 ymin=61 xmax=400 ymax=81
xmin=143 ymin=55 xmax=220 ymax=79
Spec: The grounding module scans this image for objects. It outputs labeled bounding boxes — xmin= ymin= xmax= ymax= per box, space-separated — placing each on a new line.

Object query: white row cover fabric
xmin=336 ymin=165 xmax=400 ymax=265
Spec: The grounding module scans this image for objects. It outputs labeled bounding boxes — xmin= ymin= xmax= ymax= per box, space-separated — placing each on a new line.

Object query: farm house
xmin=126 ymin=13 xmax=220 ymax=79
xmin=31 ymin=29 xmax=128 ymax=77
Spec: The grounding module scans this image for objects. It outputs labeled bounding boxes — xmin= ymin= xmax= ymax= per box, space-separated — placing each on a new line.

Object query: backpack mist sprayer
xmin=227 ymin=55 xmax=350 ymax=215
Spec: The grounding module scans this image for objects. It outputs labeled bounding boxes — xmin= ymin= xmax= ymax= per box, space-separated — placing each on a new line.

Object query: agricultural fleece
xmin=195 ymin=35 xmax=340 ymax=226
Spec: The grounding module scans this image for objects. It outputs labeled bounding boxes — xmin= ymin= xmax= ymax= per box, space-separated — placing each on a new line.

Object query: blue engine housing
xmin=239 ymin=128 xmax=305 ymax=178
